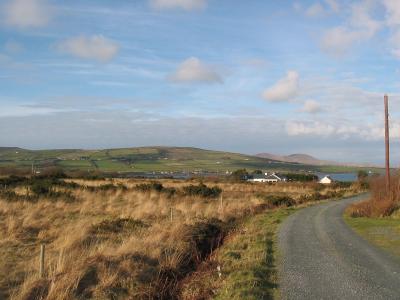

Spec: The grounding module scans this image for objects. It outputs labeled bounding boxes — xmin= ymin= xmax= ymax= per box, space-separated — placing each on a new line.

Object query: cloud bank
xmin=169 ymin=57 xmax=223 ymax=84
xmin=150 ymin=0 xmax=206 ymax=11
xmin=3 ymin=0 xmax=52 ymax=28
xmin=262 ymin=71 xmax=299 ymax=102
xmin=57 ymin=35 xmax=120 ymax=63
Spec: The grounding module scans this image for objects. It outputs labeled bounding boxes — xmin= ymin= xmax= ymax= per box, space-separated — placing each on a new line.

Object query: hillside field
xmin=0 ymin=147 xmax=378 ymax=175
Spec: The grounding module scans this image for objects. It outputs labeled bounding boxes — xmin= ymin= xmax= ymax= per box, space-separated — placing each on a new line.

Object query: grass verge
xmin=180 ymin=208 xmax=298 ymax=300
xmin=345 ymin=216 xmax=400 ymax=258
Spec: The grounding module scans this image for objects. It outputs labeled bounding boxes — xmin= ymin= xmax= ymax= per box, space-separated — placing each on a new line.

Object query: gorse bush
xmin=182 ymin=183 xmax=222 ymax=198
xmin=263 ymin=195 xmax=296 ymax=207
xmin=135 ymin=182 xmax=164 ymax=192
xmin=285 ymin=173 xmax=318 ymax=182
xmin=85 ymin=183 xmax=127 ymax=192
xmin=0 ymin=175 xmax=27 ymax=187
xmin=135 ymin=182 xmax=176 ymax=197
xmin=135 ymin=182 xmax=221 ymax=198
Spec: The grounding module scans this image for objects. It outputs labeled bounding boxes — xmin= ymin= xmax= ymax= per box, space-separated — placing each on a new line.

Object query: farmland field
xmin=0 ymin=146 xmax=378 ymax=175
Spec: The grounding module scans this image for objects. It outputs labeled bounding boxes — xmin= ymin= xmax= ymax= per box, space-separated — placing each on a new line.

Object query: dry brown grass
xmin=347 ymin=175 xmax=400 ymax=218
xmin=0 ymin=178 xmax=360 ymax=299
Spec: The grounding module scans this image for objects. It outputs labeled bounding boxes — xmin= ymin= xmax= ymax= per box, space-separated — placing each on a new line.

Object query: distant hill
xmin=255 ymin=153 xmax=339 ymax=166
xmin=0 ymin=146 xmax=376 ymax=174
xmin=255 ymin=152 xmax=376 ymax=168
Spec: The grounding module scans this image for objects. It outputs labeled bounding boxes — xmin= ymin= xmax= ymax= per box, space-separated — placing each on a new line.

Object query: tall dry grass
xmin=347 ymin=175 xmax=400 ymax=218
xmin=0 ymin=178 xmax=360 ymax=299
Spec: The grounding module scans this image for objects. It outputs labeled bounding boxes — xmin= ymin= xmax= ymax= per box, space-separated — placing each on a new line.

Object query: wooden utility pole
xmin=384 ymin=94 xmax=390 ymax=192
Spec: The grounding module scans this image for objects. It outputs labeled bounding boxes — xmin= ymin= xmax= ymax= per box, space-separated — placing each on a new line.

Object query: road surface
xmin=279 ymin=194 xmax=400 ymax=300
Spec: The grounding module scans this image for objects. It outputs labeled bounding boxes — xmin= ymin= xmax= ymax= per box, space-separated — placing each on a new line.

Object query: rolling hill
xmin=0 ymin=146 xmax=376 ymax=175
xmin=255 ymin=153 xmax=341 ymax=166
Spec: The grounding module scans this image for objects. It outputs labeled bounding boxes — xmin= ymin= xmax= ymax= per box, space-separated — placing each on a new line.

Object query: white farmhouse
xmin=248 ymin=172 xmax=287 ymax=183
xmin=319 ymin=175 xmax=333 ymax=184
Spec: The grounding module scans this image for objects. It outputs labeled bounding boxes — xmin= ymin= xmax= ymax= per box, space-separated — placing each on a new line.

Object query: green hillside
xmin=0 ymin=146 xmax=377 ymax=175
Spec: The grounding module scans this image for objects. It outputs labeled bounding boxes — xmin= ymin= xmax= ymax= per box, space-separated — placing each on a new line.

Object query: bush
xmin=84 ymin=183 xmax=127 ymax=192
xmin=347 ymin=199 xmax=399 ymax=218
xmin=135 ymin=182 xmax=176 ymax=197
xmin=264 ymin=195 xmax=295 ymax=207
xmin=182 ymin=183 xmax=222 ymax=198
xmin=332 ymin=181 xmax=352 ymax=189
xmin=136 ymin=182 xmax=164 ymax=192
xmin=31 ymin=181 xmax=51 ymax=195
xmin=313 ymin=183 xmax=327 ymax=192
xmin=0 ymin=175 xmax=28 ymax=187
xmin=285 ymin=173 xmax=318 ymax=182
xmin=229 ymin=169 xmax=249 ymax=182
xmin=187 ymin=218 xmax=227 ymax=262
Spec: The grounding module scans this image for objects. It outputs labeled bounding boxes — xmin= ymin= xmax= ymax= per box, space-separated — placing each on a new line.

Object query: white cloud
xmin=285 ymin=119 xmax=400 ymax=141
xmin=321 ymin=1 xmax=381 ymax=56
xmin=321 ymin=27 xmax=366 ymax=56
xmin=301 ymin=100 xmax=322 ymax=113
xmin=286 ymin=121 xmax=335 ymax=137
xmin=383 ymin=1 xmax=400 ymax=59
xmin=169 ymin=57 xmax=223 ymax=84
xmin=383 ymin=0 xmax=400 ymax=26
xmin=389 ymin=30 xmax=400 ymax=58
xmin=350 ymin=1 xmax=381 ymax=35
xmin=150 ymin=0 xmax=206 ymax=11
xmin=3 ymin=0 xmax=52 ymax=28
xmin=306 ymin=3 xmax=325 ymax=17
xmin=324 ymin=0 xmax=340 ymax=13
xmin=57 ymin=35 xmax=120 ymax=63
xmin=262 ymin=71 xmax=299 ymax=102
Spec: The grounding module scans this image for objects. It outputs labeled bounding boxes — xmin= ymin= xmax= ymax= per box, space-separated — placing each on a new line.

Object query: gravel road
xmin=278 ymin=194 xmax=400 ymax=300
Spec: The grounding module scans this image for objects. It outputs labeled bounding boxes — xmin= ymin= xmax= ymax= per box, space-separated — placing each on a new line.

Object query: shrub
xmin=347 ymin=175 xmax=400 ymax=218
xmin=182 ymin=183 xmax=222 ymax=198
xmin=136 ymin=182 xmax=164 ymax=192
xmin=313 ymin=183 xmax=327 ymax=192
xmin=264 ymin=195 xmax=295 ymax=207
xmin=0 ymin=175 xmax=28 ymax=187
xmin=229 ymin=169 xmax=249 ymax=182
xmin=135 ymin=182 xmax=176 ymax=197
xmin=31 ymin=181 xmax=51 ymax=195
xmin=332 ymin=181 xmax=352 ymax=189
xmin=347 ymin=199 xmax=399 ymax=218
xmin=187 ymin=218 xmax=227 ymax=263
xmin=84 ymin=183 xmax=127 ymax=192
xmin=285 ymin=173 xmax=318 ymax=182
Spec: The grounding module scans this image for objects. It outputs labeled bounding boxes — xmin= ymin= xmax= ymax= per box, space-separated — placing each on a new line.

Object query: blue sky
xmin=1 ymin=0 xmax=400 ymax=164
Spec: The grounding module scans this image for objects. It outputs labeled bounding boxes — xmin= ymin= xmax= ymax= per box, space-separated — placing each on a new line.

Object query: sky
xmin=0 ymin=0 xmax=400 ymax=164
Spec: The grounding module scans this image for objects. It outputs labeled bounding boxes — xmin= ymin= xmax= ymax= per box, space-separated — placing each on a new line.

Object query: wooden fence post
xmin=219 ymin=194 xmax=224 ymax=216
xmin=39 ymin=244 xmax=45 ymax=278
